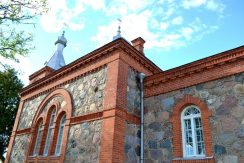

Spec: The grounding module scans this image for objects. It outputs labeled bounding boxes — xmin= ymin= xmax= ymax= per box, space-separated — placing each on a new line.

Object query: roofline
xmin=21 ymin=38 xmax=161 ymax=96
xmin=29 ymin=66 xmax=54 ymax=80
xmin=144 ymin=45 xmax=244 ymax=97
xmin=146 ymin=45 xmax=244 ymax=82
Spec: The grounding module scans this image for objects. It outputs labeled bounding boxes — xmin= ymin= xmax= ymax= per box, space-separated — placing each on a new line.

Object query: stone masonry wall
xmin=41 ymin=96 xmax=65 ymax=115
xmin=11 ymin=67 xmax=107 ymax=162
xmin=65 ymin=120 xmax=102 ymax=163
xmin=63 ymin=67 xmax=107 ymax=116
xmin=17 ymin=66 xmax=107 ymax=130
xmin=9 ymin=134 xmax=30 ymax=163
xmin=125 ymin=68 xmax=141 ymax=163
xmin=126 ymin=68 xmax=140 ymax=117
xmin=124 ymin=122 xmax=140 ymax=163
xmin=144 ymin=72 xmax=244 ymax=163
xmin=18 ymin=95 xmax=46 ymax=130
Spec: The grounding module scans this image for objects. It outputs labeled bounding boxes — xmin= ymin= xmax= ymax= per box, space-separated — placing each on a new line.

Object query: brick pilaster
xmin=4 ymin=100 xmax=24 ymax=163
xmin=99 ymin=57 xmax=129 ymax=163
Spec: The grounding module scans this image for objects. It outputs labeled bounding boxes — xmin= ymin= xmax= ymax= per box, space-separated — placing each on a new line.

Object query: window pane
xmin=33 ymin=123 xmax=43 ymax=156
xmin=43 ymin=110 xmax=55 ymax=156
xmin=184 ymin=107 xmax=200 ymax=116
xmin=55 ymin=115 xmax=66 ymax=155
xmin=184 ymin=119 xmax=194 ymax=156
xmin=194 ymin=117 xmax=205 ymax=155
xmin=182 ymin=106 xmax=205 ymax=157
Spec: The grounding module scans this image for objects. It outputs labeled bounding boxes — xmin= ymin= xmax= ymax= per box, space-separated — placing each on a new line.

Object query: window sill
xmin=27 ymin=155 xmax=61 ymax=163
xmin=172 ymin=157 xmax=215 ymax=163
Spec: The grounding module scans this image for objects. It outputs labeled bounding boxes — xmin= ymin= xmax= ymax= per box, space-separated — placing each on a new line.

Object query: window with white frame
xmin=55 ymin=114 xmax=66 ymax=155
xmin=33 ymin=122 xmax=43 ymax=156
xmin=181 ymin=106 xmax=205 ymax=157
xmin=43 ymin=109 xmax=56 ymax=156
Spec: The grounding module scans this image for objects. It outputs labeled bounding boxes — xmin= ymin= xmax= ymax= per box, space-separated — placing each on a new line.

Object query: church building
xmin=5 ymin=30 xmax=244 ymax=163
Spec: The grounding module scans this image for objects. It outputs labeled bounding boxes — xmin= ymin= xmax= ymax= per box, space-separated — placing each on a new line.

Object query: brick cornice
xmin=29 ymin=66 xmax=54 ymax=80
xmin=145 ymin=45 xmax=244 ymax=97
xmin=21 ymin=38 xmax=161 ymax=98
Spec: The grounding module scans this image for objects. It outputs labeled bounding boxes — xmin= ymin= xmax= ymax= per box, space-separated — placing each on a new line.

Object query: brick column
xmin=4 ymin=100 xmax=24 ymax=163
xmin=99 ymin=58 xmax=129 ymax=163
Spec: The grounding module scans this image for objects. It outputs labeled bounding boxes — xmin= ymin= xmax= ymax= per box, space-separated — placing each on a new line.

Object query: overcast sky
xmin=2 ymin=0 xmax=244 ymax=85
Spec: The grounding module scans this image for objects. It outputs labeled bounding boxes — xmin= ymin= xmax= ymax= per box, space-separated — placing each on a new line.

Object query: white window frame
xmin=55 ymin=114 xmax=66 ymax=156
xmin=181 ymin=105 xmax=205 ymax=158
xmin=33 ymin=122 xmax=43 ymax=156
xmin=43 ymin=109 xmax=56 ymax=156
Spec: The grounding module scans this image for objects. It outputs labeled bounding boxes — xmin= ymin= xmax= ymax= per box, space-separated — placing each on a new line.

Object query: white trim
xmin=173 ymin=156 xmax=214 ymax=160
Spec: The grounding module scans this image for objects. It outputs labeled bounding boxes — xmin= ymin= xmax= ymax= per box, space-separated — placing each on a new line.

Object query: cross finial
xmin=117 ymin=19 xmax=121 ymax=35
xmin=112 ymin=19 xmax=122 ymax=40
xmin=62 ymin=30 xmax=65 ymax=36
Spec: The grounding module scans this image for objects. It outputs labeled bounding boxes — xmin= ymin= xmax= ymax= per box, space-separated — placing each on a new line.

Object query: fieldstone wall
xmin=41 ymin=96 xmax=65 ymax=115
xmin=144 ymin=72 xmax=244 ymax=163
xmin=17 ymin=67 xmax=107 ymax=130
xmin=9 ymin=134 xmax=30 ymax=163
xmin=18 ymin=95 xmax=46 ymax=130
xmin=124 ymin=122 xmax=140 ymax=163
xmin=63 ymin=67 xmax=107 ymax=116
xmin=127 ymin=68 xmax=140 ymax=117
xmin=65 ymin=120 xmax=102 ymax=163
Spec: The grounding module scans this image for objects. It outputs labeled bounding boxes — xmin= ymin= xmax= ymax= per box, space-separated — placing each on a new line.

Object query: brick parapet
xmin=145 ymin=48 xmax=244 ymax=97
xmin=21 ymin=38 xmax=161 ymax=99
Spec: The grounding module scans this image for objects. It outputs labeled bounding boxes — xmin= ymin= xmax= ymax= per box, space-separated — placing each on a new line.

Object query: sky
xmin=2 ymin=0 xmax=244 ymax=85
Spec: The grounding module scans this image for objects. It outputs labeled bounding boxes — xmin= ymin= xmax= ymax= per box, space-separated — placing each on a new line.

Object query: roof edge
xmin=21 ymin=38 xmax=161 ymax=97
xmin=146 ymin=45 xmax=244 ymax=82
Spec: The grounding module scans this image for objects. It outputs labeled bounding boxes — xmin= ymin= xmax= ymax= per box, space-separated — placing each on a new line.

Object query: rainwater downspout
xmin=138 ymin=72 xmax=145 ymax=163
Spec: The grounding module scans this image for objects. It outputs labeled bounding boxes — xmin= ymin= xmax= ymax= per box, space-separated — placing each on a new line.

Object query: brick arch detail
xmin=27 ymin=88 xmax=72 ymax=162
xmin=170 ymin=95 xmax=213 ymax=158
xmin=32 ymin=88 xmax=72 ymax=127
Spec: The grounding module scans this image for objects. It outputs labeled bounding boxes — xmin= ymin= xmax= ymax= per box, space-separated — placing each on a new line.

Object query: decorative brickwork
xmin=173 ymin=158 xmax=215 ymax=163
xmin=145 ymin=47 xmax=244 ymax=97
xmin=26 ymin=89 xmax=72 ymax=163
xmin=5 ymin=37 xmax=244 ymax=163
xmin=41 ymin=96 xmax=64 ymax=115
xmin=20 ymin=38 xmax=160 ymax=99
xmin=170 ymin=95 xmax=213 ymax=158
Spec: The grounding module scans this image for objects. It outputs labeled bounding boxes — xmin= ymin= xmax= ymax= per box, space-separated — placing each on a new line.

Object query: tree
xmin=0 ymin=68 xmax=23 ymax=161
xmin=0 ymin=0 xmax=48 ymax=64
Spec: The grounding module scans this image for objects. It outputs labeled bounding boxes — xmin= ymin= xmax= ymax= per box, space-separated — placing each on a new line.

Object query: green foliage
xmin=0 ymin=30 xmax=33 ymax=62
xmin=0 ymin=68 xmax=23 ymax=161
xmin=0 ymin=0 xmax=48 ymax=63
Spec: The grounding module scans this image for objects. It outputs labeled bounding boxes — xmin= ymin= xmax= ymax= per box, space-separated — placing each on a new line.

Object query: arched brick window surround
xmin=27 ymin=89 xmax=72 ymax=163
xmin=170 ymin=95 xmax=213 ymax=160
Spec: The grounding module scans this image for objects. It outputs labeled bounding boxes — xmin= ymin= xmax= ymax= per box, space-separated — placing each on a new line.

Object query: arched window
xmin=33 ymin=121 xmax=43 ymax=156
xmin=43 ymin=109 xmax=56 ymax=156
xmin=55 ymin=114 xmax=66 ymax=156
xmin=27 ymin=89 xmax=72 ymax=162
xmin=181 ymin=106 xmax=205 ymax=157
